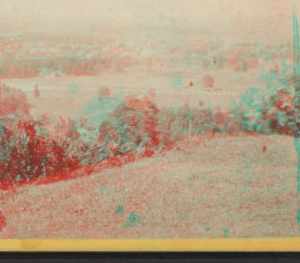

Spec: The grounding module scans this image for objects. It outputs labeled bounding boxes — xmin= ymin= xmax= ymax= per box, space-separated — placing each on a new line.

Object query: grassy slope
xmin=0 ymin=135 xmax=297 ymax=238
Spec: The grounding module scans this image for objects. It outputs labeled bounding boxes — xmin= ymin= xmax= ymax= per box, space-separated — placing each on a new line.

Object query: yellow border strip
xmin=0 ymin=238 xmax=299 ymax=251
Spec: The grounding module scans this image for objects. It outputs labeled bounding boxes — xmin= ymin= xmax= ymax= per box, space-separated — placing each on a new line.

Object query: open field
xmin=0 ymin=134 xmax=297 ymax=238
xmin=2 ymin=66 xmax=265 ymax=118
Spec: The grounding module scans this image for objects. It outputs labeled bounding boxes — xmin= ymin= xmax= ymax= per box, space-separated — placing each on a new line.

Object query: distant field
xmin=3 ymin=65 xmax=266 ymax=118
xmin=0 ymin=134 xmax=297 ymax=238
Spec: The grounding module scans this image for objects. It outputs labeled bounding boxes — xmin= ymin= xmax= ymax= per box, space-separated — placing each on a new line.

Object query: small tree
xmin=34 ymin=84 xmax=40 ymax=98
xmin=202 ymin=74 xmax=214 ymax=88
xmin=98 ymin=86 xmax=111 ymax=101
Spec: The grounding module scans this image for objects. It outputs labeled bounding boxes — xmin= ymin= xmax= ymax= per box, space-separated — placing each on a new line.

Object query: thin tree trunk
xmin=293 ymin=11 xmax=300 ymax=235
xmin=189 ymin=120 xmax=191 ymax=142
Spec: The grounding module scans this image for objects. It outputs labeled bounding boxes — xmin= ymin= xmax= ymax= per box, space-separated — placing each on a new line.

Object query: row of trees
xmin=1 ymin=77 xmax=299 ymax=186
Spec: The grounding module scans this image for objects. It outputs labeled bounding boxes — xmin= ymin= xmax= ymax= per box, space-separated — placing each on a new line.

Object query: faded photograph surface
xmin=0 ymin=0 xmax=300 ymax=238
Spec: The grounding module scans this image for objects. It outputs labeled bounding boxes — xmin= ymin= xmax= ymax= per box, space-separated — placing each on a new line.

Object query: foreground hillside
xmin=0 ymin=135 xmax=297 ymax=238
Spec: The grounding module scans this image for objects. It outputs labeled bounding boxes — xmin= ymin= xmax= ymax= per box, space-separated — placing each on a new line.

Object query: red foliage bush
xmin=0 ymin=115 xmax=80 ymax=184
xmin=0 ymin=211 xmax=6 ymax=232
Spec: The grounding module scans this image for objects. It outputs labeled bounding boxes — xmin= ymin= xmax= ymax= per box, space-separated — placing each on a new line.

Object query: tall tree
xmin=293 ymin=11 xmax=300 ymax=234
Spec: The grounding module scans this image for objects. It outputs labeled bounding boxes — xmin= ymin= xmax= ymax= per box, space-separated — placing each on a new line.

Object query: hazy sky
xmin=1 ymin=0 xmax=299 ymax=41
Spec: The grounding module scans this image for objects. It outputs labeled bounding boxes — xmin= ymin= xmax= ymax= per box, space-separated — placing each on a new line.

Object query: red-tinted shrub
xmin=0 ymin=116 xmax=80 ymax=183
xmin=202 ymin=74 xmax=214 ymax=88
xmin=0 ymin=84 xmax=30 ymax=117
